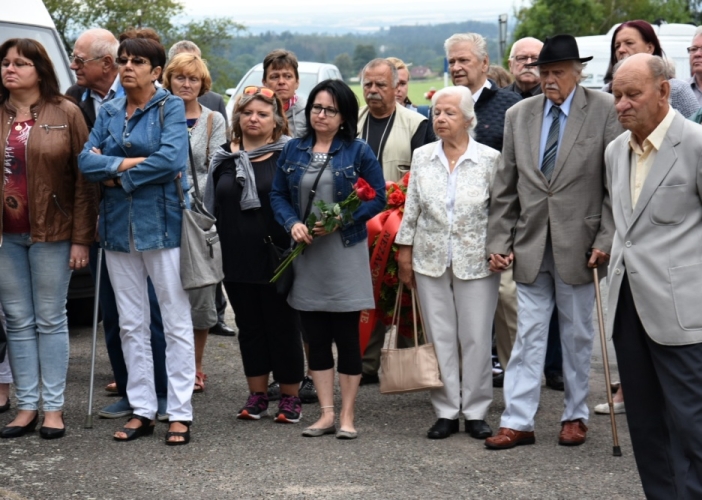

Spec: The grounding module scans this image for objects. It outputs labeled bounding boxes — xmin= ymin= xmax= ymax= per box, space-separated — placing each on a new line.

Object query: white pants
xmin=0 ymin=355 xmax=12 ymax=384
xmin=106 ymin=241 xmax=194 ymax=421
xmin=500 ymin=243 xmax=595 ymax=432
xmin=415 ymin=269 xmax=499 ymax=420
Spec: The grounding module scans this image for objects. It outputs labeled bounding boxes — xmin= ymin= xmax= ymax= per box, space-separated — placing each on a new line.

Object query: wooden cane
xmin=84 ymin=247 xmax=102 ymax=429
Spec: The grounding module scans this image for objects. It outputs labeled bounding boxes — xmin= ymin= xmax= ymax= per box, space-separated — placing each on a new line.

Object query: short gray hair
xmin=694 ymin=25 xmax=702 ymax=41
xmin=361 ymin=58 xmax=399 ymax=88
xmin=431 ymin=86 xmax=477 ymax=135
xmin=168 ymin=40 xmax=201 ymax=61
xmin=444 ymin=33 xmax=488 ymax=61
xmin=81 ymin=29 xmax=119 ymax=63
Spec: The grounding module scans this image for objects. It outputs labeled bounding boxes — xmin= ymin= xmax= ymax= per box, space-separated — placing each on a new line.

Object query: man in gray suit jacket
xmin=606 ymin=53 xmax=702 ymax=499
xmin=484 ymin=35 xmax=622 ymax=450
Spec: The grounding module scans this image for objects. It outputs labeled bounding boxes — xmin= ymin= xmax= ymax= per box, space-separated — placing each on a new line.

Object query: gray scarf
xmin=204 ymin=136 xmax=289 ymax=214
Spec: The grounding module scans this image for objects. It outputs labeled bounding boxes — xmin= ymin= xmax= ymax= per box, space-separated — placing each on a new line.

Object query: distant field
xmin=348 ymin=76 xmax=449 ymax=107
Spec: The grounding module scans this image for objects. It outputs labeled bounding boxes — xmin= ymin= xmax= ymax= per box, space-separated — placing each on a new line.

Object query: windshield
xmin=0 ymin=23 xmax=74 ymax=92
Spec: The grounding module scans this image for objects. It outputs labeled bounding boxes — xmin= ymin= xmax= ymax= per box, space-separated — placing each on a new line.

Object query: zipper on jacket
xmin=52 ymin=194 xmax=69 ymax=217
xmin=40 ymin=124 xmax=67 ymax=133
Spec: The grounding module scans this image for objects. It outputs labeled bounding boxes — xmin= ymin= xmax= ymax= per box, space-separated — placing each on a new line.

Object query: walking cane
xmin=84 ymin=247 xmax=103 ymax=429
xmin=588 ymin=252 xmax=622 ymax=456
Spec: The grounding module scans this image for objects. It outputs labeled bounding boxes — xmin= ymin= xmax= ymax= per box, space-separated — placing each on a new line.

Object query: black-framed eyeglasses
xmin=116 ymin=56 xmax=150 ymax=67
xmin=512 ymin=55 xmax=539 ymax=64
xmin=311 ymin=104 xmax=339 ymax=118
xmin=687 ymin=46 xmax=702 ymax=54
xmin=70 ymin=54 xmax=103 ymax=66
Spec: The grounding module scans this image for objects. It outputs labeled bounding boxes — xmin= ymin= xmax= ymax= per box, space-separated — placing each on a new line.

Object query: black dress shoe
xmin=427 ymin=418 xmax=459 ymax=439
xmin=40 ymin=414 xmax=65 ymax=440
xmin=1 ymin=413 xmax=39 ymax=438
xmin=493 ymin=372 xmax=504 ymax=388
xmin=545 ymin=373 xmax=565 ymax=391
xmin=209 ymin=321 xmax=236 ymax=337
xmin=465 ymin=419 xmax=493 ymax=439
xmin=359 ymin=373 xmax=379 ymax=386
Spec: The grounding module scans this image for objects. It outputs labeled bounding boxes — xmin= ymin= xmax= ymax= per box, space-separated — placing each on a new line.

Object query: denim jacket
xmin=270 ymin=135 xmax=386 ymax=247
xmin=78 ymin=88 xmax=189 ymax=252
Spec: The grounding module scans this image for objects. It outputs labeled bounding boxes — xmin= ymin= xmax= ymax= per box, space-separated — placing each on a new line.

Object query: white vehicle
xmin=576 ymin=22 xmax=697 ymax=89
xmin=0 ymin=0 xmax=74 ymax=92
xmin=225 ymin=61 xmax=342 ymax=122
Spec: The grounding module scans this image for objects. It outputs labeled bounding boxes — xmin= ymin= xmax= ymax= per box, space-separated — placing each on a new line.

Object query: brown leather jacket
xmin=0 ymin=98 xmax=97 ymax=246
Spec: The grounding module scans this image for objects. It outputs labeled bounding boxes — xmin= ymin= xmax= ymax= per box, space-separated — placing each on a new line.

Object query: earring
xmin=340 ymin=125 xmax=344 ymax=130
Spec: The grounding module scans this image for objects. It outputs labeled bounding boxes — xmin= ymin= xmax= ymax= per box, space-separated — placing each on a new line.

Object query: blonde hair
xmin=162 ymin=53 xmax=212 ymax=96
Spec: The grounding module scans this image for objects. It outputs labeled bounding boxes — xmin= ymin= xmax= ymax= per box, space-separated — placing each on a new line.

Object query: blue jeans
xmin=0 ymin=234 xmax=71 ymax=411
xmin=89 ymin=243 xmax=167 ymax=399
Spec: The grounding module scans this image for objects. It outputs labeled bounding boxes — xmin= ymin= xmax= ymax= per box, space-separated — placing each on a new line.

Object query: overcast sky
xmin=181 ymin=0 xmax=524 ymax=32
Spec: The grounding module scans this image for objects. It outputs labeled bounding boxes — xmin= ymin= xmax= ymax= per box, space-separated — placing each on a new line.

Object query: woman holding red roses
xmin=396 ymin=86 xmax=502 ymax=441
xmin=271 ymin=79 xmax=386 ymax=439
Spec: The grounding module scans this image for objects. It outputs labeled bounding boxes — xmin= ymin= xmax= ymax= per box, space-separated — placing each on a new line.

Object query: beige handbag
xmin=379 ymin=283 xmax=443 ymax=394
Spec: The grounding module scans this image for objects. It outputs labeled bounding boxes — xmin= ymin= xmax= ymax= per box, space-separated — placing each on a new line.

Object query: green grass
xmin=348 ymin=76 xmax=448 ymax=107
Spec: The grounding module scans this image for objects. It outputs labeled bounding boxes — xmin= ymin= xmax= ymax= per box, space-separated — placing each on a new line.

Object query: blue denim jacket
xmin=78 ymin=88 xmax=189 ymax=252
xmin=270 ymin=135 xmax=386 ymax=246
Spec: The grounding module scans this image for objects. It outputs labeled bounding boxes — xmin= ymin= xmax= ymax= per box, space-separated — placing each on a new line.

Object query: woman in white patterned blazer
xmin=396 ymin=86 xmax=502 ymax=441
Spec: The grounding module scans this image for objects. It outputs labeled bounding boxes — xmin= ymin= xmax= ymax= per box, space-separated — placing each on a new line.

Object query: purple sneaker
xmin=237 ymin=392 xmax=269 ymax=420
xmin=274 ymin=394 xmax=302 ymax=424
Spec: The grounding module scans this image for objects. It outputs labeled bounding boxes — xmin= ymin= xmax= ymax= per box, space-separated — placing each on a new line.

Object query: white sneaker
xmin=594 ymin=401 xmax=625 ymax=414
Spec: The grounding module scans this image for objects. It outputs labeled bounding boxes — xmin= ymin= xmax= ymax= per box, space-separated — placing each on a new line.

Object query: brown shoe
xmin=559 ymin=419 xmax=588 ymax=446
xmin=484 ymin=427 xmax=535 ymax=449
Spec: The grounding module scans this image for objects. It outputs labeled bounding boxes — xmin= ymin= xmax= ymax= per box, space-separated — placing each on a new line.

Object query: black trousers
xmin=224 ymin=282 xmax=304 ymax=385
xmin=613 ymin=275 xmax=702 ymax=500
xmin=299 ymin=311 xmax=362 ymax=375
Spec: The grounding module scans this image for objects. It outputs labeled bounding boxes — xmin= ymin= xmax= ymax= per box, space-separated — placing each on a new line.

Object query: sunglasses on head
xmin=243 ymin=86 xmax=275 ymax=98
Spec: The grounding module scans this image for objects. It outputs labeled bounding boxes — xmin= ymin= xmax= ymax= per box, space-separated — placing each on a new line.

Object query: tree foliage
xmin=513 ymin=0 xmax=693 ymax=41
xmin=333 ymin=53 xmax=354 ymax=80
xmin=353 ymin=44 xmax=377 ymax=72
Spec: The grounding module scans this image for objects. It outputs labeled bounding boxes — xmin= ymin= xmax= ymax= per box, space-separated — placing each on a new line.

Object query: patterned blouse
xmin=395 ymin=139 xmax=502 ymax=280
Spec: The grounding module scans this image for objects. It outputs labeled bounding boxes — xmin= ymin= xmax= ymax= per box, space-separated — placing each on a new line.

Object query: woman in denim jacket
xmin=270 ymin=79 xmax=385 ymax=440
xmin=78 ymin=35 xmax=195 ymax=446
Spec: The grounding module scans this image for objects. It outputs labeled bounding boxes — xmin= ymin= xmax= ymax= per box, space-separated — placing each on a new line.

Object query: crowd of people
xmin=1 ymin=18 xmax=702 ymax=497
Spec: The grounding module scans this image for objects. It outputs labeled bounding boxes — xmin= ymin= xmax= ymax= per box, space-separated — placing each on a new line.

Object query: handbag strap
xmin=187 ymin=141 xmax=202 ymax=201
xmin=205 ymin=112 xmax=214 ymax=165
xmin=384 ymin=282 xmax=404 ymax=350
xmin=301 ymin=153 xmax=332 ymax=223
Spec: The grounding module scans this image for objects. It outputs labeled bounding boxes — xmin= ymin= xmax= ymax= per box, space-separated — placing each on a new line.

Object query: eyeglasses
xmin=311 ymin=104 xmax=339 ymax=118
xmin=687 ymin=46 xmax=702 ymax=54
xmin=116 ymin=56 xmax=150 ymax=67
xmin=1 ymin=59 xmax=35 ymax=69
xmin=243 ymin=86 xmax=275 ymax=98
xmin=70 ymin=54 xmax=103 ymax=66
xmin=512 ymin=55 xmax=539 ymax=64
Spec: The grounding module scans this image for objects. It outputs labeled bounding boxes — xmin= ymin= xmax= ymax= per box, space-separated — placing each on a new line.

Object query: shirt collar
xmin=89 ymin=74 xmax=122 ymax=102
xmin=628 ymin=107 xmax=675 ymax=154
xmin=544 ymin=86 xmax=576 ymax=117
xmin=431 ymin=138 xmax=480 ymax=171
xmin=471 ymin=79 xmax=492 ymax=102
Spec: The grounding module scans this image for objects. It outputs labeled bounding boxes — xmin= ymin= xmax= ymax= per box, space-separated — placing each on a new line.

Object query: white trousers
xmin=106 ymin=240 xmax=194 ymax=421
xmin=415 ymin=269 xmax=499 ymax=420
xmin=500 ymin=243 xmax=595 ymax=432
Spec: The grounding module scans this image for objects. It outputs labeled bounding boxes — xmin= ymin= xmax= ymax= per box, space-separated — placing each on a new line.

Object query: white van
xmin=0 ymin=0 xmax=74 ymax=92
xmin=576 ymin=22 xmax=696 ymax=89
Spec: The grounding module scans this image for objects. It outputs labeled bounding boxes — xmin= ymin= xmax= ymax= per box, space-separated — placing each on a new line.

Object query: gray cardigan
xmin=287 ymin=95 xmax=308 ymax=138
xmin=187 ymin=105 xmax=226 ymax=198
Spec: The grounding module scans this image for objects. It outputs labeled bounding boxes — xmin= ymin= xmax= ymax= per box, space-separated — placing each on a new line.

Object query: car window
xmin=0 ymin=23 xmax=73 ymax=92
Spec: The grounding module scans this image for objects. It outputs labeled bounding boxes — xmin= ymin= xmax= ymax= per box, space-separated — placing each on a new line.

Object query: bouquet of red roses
xmin=271 ymin=178 xmax=376 ymax=283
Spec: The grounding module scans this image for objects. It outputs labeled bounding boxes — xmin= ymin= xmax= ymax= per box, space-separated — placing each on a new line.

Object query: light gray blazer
xmin=605 ymin=111 xmax=702 ymax=345
xmin=486 ymin=85 xmax=622 ymax=285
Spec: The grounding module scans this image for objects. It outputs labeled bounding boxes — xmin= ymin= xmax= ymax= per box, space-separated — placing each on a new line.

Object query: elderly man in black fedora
xmin=484 ymin=34 xmax=622 ymax=450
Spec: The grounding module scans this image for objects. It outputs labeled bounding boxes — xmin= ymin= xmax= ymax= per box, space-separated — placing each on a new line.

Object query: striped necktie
xmin=541 ymin=105 xmax=561 ymax=182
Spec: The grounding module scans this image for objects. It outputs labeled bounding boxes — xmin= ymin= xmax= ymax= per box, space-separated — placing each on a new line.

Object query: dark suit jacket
xmin=66 ymin=84 xmax=97 ymax=129
xmin=198 ymin=91 xmax=227 ymax=125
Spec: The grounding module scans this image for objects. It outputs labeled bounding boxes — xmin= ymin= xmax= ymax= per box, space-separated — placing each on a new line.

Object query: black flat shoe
xmin=40 ymin=414 xmax=66 ymax=440
xmin=545 ymin=373 xmax=565 ymax=391
xmin=0 ymin=400 xmax=9 ymax=413
xmin=427 ymin=418 xmax=459 ymax=439
xmin=465 ymin=419 xmax=493 ymax=439
xmin=114 ymin=415 xmax=155 ymax=442
xmin=0 ymin=413 xmax=39 ymax=438
xmin=165 ymin=420 xmax=191 ymax=446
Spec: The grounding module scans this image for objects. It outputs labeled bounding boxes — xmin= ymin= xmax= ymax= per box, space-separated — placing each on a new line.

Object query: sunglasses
xmin=243 ymin=86 xmax=275 ymax=98
xmin=116 ymin=56 xmax=151 ymax=67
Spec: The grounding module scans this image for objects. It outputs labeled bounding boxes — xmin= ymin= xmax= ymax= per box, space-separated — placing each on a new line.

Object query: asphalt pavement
xmin=0 ymin=282 xmax=644 ymax=500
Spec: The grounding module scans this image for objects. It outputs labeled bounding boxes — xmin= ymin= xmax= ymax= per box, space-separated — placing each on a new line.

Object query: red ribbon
xmin=359 ymin=208 xmax=403 ymax=354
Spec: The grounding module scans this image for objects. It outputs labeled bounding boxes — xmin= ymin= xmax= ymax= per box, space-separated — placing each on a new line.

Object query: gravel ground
xmin=0 ymin=283 xmax=644 ymax=500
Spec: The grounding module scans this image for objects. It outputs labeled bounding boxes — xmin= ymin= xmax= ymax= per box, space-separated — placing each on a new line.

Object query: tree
xmin=353 ymin=44 xmax=377 ymax=72
xmin=333 ymin=53 xmax=354 ymax=80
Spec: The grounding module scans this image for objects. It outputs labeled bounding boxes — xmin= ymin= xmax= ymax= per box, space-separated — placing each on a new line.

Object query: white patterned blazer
xmin=396 ymin=139 xmax=502 ymax=280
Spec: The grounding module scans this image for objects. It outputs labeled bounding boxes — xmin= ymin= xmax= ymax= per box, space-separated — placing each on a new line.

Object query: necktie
xmin=541 ymin=105 xmax=561 ymax=182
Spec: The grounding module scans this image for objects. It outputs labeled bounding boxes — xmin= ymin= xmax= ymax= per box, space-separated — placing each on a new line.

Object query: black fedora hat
xmin=526 ymin=34 xmax=593 ymax=66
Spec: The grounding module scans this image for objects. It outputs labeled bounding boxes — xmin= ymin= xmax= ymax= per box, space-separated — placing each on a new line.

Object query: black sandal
xmin=113 ymin=415 xmax=155 ymax=442
xmin=165 ymin=420 xmax=191 ymax=446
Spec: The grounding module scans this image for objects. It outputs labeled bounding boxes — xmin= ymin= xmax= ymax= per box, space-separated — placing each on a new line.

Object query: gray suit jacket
xmin=605 ymin=112 xmax=702 ymax=345
xmin=487 ymin=85 xmax=622 ymax=285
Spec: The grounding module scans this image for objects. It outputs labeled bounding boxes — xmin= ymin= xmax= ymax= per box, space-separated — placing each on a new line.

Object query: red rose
xmin=386 ymin=181 xmax=399 ymax=192
xmin=401 ymin=172 xmax=411 ymax=188
xmin=354 ymin=178 xmax=376 ymax=201
xmin=388 ymin=190 xmax=406 ymax=207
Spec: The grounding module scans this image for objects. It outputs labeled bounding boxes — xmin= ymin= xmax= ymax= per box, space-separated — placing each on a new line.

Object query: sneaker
xmin=98 ymin=397 xmax=133 ymax=419
xmin=275 ymin=394 xmax=302 ymax=424
xmin=299 ymin=376 xmax=318 ymax=404
xmin=237 ymin=392 xmax=269 ymax=420
xmin=267 ymin=381 xmax=281 ymax=401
